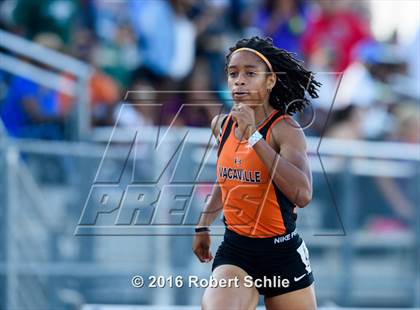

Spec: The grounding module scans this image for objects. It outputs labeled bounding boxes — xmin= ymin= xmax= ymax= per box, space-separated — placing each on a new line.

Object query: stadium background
xmin=0 ymin=0 xmax=419 ymax=309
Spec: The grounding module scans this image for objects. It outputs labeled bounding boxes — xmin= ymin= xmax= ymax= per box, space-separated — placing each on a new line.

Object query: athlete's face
xmin=227 ymin=51 xmax=276 ymax=108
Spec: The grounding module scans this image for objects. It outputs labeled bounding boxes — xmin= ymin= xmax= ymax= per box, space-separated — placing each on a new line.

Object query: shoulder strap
xmin=219 ymin=114 xmax=229 ymax=135
xmin=258 ymin=111 xmax=285 ymax=139
xmin=217 ymin=114 xmax=233 ymax=157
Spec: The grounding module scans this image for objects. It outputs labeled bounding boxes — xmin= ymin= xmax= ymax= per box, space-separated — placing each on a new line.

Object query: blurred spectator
xmin=59 ymin=69 xmax=120 ymax=127
xmin=0 ymin=69 xmax=8 ymax=105
xmin=253 ymin=0 xmax=308 ymax=55
xmin=192 ymin=0 xmax=231 ymax=92
xmin=93 ymin=23 xmax=140 ymax=87
xmin=0 ymin=0 xmax=418 ymax=136
xmin=0 ymin=33 xmax=66 ymax=139
xmin=88 ymin=68 xmax=120 ymax=126
xmin=301 ymin=0 xmax=371 ymax=73
xmin=128 ymin=0 xmax=195 ymax=81
xmin=0 ymin=75 xmax=63 ymax=139
xmin=12 ymin=0 xmax=78 ymax=44
xmin=405 ymin=30 xmax=420 ymax=83
xmin=390 ymin=104 xmax=420 ymax=144
xmin=324 ymin=104 xmax=365 ymax=140
xmin=181 ymin=57 xmax=225 ymax=127
xmin=310 ymin=40 xmax=407 ymax=138
xmin=91 ymin=0 xmax=129 ymax=43
xmin=394 ymin=29 xmax=420 ymax=99
xmin=372 ymin=104 xmax=419 ymax=231
xmin=144 ymin=56 xmax=227 ymax=128
xmin=59 ymin=29 xmax=120 ymax=126
xmin=113 ymin=77 xmax=155 ymax=128
xmin=337 ymin=42 xmax=406 ymax=139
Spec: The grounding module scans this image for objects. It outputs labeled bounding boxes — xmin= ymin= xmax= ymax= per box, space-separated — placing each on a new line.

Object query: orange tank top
xmin=216 ymin=110 xmax=297 ymax=238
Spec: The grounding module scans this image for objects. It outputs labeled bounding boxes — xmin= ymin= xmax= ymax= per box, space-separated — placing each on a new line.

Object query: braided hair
xmin=226 ymin=36 xmax=321 ymax=115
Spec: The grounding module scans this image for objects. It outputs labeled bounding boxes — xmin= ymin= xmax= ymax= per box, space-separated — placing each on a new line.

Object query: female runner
xmin=193 ymin=36 xmax=321 ymax=310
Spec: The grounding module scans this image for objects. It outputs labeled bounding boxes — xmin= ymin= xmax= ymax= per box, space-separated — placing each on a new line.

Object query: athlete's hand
xmin=231 ymin=102 xmax=256 ymax=140
xmin=192 ymin=232 xmax=213 ymax=263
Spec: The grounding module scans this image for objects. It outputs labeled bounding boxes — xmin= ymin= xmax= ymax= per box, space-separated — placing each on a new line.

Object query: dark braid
xmin=225 ymin=36 xmax=321 ymax=115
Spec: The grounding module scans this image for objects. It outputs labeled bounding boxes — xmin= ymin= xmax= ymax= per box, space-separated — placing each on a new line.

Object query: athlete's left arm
xmin=253 ymin=117 xmax=312 ymax=207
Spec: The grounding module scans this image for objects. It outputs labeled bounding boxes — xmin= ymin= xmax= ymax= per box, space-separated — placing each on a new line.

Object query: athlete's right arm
xmin=196 ymin=182 xmax=223 ymax=227
xmin=198 ymin=114 xmax=226 ymax=226
xmin=192 ymin=114 xmax=226 ymax=263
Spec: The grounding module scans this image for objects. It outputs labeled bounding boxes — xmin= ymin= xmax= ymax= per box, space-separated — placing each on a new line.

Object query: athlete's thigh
xmin=202 ymin=264 xmax=259 ymax=310
xmin=264 ymin=284 xmax=317 ymax=310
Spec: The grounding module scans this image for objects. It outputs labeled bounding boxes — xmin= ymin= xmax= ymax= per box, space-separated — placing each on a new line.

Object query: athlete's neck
xmin=254 ymin=103 xmax=275 ymax=126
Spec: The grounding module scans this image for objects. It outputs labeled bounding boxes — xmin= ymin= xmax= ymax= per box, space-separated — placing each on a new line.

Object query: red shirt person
xmin=301 ymin=2 xmax=371 ymax=73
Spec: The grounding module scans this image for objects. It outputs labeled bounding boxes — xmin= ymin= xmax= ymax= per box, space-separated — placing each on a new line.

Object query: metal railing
xmin=0 ymin=29 xmax=92 ymax=139
xmin=1 ymin=134 xmax=50 ymax=308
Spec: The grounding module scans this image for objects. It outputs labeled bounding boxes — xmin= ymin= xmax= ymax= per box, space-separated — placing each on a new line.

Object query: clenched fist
xmin=231 ymin=103 xmax=257 ymax=140
xmin=192 ymin=232 xmax=213 ymax=263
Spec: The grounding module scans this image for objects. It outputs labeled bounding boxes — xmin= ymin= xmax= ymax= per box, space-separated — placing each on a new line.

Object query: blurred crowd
xmin=0 ymin=0 xmax=418 ymax=141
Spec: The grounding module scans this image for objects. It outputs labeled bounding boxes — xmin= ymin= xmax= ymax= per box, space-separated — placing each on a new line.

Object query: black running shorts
xmin=211 ymin=228 xmax=314 ymax=297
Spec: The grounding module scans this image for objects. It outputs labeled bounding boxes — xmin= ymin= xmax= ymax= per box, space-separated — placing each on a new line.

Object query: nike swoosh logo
xmin=294 ymin=274 xmax=306 ymax=282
